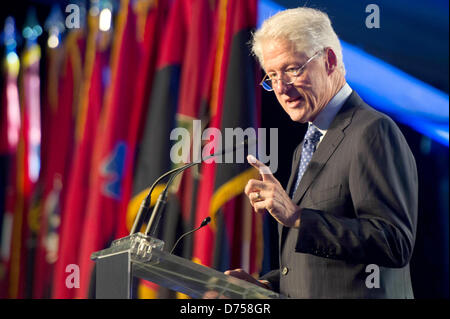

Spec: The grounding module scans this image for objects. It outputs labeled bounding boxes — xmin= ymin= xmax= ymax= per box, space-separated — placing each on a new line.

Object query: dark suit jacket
xmin=261 ymin=91 xmax=418 ymax=298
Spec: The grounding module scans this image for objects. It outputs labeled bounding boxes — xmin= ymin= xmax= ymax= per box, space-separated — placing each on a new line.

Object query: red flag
xmin=0 ymin=50 xmax=21 ymax=155
xmin=147 ymin=0 xmax=217 ymax=299
xmin=51 ymin=13 xmax=110 ymax=299
xmin=75 ymin=0 xmax=166 ymax=298
xmin=0 ymin=37 xmax=21 ymax=299
xmin=30 ymin=29 xmax=85 ymax=298
xmin=6 ymin=40 xmax=42 ymax=298
xmin=115 ymin=0 xmax=169 ymax=239
xmin=191 ymin=0 xmax=231 ymax=268
xmin=126 ymin=0 xmax=191 ymax=298
xmin=129 ymin=0 xmax=190 ymax=201
xmin=169 ymin=0 xmax=217 ymax=260
xmin=25 ymin=30 xmax=65 ymax=298
xmin=192 ymin=0 xmax=262 ymax=276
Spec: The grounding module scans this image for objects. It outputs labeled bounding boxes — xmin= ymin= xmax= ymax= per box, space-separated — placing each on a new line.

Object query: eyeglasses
xmin=260 ymin=50 xmax=323 ymax=91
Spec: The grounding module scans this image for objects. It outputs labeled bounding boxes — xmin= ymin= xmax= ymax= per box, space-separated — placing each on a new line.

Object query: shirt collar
xmin=309 ymin=82 xmax=352 ymax=133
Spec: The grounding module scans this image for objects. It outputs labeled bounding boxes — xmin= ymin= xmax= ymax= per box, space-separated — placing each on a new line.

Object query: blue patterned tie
xmin=293 ymin=124 xmax=322 ymax=194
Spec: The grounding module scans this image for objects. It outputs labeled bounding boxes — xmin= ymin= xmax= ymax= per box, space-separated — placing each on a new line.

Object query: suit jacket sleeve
xmin=257 ymin=143 xmax=303 ymax=292
xmin=259 ymin=269 xmax=280 ymax=292
xmin=295 ymin=117 xmax=418 ymax=268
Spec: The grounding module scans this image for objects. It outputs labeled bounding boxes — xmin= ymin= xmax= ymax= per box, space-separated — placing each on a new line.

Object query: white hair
xmin=252 ymin=7 xmax=345 ymax=74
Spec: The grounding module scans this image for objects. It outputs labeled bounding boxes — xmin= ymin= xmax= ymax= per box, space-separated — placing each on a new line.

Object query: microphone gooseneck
xmin=169 ymin=217 xmax=211 ymax=255
xmin=130 ymin=138 xmax=256 ymax=237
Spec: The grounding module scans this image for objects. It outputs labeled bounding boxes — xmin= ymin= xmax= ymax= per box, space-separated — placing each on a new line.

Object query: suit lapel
xmin=279 ymin=91 xmax=362 ymax=252
xmin=286 ymin=143 xmax=303 ymax=197
xmin=279 ymin=129 xmax=348 ymax=250
xmin=291 ymin=92 xmax=359 ymax=204
xmin=291 ymin=130 xmax=344 ymax=203
xmin=280 ymin=142 xmax=303 ymax=248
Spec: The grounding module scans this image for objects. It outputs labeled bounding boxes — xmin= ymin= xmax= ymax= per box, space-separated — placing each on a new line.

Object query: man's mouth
xmin=286 ymin=96 xmax=303 ymax=108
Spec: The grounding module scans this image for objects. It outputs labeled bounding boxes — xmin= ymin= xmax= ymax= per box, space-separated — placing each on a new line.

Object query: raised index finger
xmin=247 ymin=154 xmax=276 ymax=182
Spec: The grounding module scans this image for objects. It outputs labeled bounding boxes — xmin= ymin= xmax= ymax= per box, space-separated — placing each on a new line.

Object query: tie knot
xmin=305 ymin=125 xmax=322 ymax=145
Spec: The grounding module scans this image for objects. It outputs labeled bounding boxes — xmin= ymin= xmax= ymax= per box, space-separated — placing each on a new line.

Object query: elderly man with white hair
xmin=225 ymin=7 xmax=418 ymax=298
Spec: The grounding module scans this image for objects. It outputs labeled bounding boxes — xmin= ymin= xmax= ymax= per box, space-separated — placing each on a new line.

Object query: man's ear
xmin=325 ymin=48 xmax=338 ymax=75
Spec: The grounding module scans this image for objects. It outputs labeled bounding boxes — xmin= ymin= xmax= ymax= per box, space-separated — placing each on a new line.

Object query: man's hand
xmin=245 ymin=154 xmax=301 ymax=228
xmin=224 ymin=268 xmax=272 ymax=290
xmin=203 ymin=268 xmax=270 ymax=298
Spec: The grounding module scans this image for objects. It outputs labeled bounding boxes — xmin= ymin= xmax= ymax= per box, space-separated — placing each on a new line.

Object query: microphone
xmin=130 ymin=137 xmax=256 ymax=236
xmin=143 ymin=137 xmax=255 ymax=237
xmin=169 ymin=217 xmax=211 ymax=255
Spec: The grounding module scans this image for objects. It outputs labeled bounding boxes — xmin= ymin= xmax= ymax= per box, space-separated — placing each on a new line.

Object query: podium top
xmin=92 ymin=233 xmax=283 ymax=299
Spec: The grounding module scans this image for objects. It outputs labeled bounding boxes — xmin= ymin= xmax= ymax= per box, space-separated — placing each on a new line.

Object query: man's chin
xmin=289 ymin=112 xmax=308 ymax=123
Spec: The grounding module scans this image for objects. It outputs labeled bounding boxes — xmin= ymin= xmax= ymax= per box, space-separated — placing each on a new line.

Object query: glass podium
xmin=91 ymin=233 xmax=282 ymax=299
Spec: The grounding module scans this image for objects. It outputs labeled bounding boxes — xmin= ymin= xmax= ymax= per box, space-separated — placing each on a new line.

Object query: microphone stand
xmin=169 ymin=217 xmax=211 ymax=255
xmin=130 ymin=138 xmax=256 ymax=238
xmin=95 ymin=139 xmax=257 ymax=282
xmin=129 ymin=160 xmax=202 ymax=235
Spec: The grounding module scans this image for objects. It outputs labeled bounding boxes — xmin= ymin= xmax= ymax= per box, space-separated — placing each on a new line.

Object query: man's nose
xmin=273 ymin=79 xmax=291 ymax=95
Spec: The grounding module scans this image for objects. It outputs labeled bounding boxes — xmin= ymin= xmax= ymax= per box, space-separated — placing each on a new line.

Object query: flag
xmin=129 ymin=0 xmax=188 ymax=206
xmin=115 ymin=0 xmax=169 ymax=239
xmin=166 ymin=0 xmax=217 ymax=263
xmin=29 ymin=28 xmax=85 ymax=298
xmin=23 ymin=5 xmax=66 ymax=299
xmin=0 ymin=28 xmax=21 ymax=235
xmin=0 ymin=19 xmax=21 ymax=298
xmin=24 ymin=14 xmax=66 ymax=299
xmin=211 ymin=0 xmax=262 ymax=275
xmin=52 ymin=11 xmax=110 ymax=299
xmin=192 ymin=0 xmax=263 ymax=276
xmin=126 ymin=0 xmax=192 ymax=299
xmin=75 ymin=0 xmax=166 ymax=298
xmin=5 ymin=34 xmax=42 ymax=298
xmin=0 ymin=31 xmax=21 ymax=157
xmin=158 ymin=0 xmax=218 ymax=299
